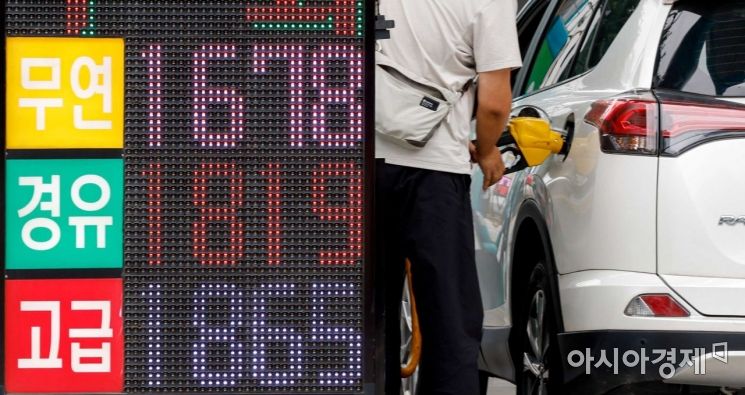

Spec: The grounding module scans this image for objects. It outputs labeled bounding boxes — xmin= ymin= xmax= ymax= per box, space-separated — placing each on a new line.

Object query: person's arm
xmin=473 ymin=68 xmax=512 ymax=191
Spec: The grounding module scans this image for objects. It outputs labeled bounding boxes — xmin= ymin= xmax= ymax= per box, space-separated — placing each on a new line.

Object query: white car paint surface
xmin=473 ymin=0 xmax=745 ymax=392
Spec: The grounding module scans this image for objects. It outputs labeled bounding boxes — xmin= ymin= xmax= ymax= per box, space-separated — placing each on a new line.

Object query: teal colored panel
xmin=6 ymin=158 xmax=123 ymax=270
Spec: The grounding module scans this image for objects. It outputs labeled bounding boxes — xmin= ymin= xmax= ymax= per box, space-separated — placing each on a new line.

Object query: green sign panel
xmin=6 ymin=158 xmax=123 ymax=270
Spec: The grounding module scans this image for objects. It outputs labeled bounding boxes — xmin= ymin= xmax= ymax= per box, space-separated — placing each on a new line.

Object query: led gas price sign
xmin=5 ymin=1 xmax=371 ymax=394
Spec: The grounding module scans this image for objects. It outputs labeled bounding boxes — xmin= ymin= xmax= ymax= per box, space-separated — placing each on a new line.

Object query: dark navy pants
xmin=376 ymin=161 xmax=483 ymax=395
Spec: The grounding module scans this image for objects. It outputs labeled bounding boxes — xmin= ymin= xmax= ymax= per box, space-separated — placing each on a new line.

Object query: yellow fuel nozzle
xmin=498 ymin=117 xmax=569 ymax=175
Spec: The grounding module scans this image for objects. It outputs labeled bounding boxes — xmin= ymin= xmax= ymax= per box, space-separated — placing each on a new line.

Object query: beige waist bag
xmin=375 ymin=50 xmax=468 ymax=148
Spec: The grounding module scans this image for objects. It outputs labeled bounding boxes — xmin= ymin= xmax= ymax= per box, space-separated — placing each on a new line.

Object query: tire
xmin=513 ymin=261 xmax=563 ymax=395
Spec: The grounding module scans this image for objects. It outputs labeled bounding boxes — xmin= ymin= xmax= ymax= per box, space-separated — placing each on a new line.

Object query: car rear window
xmin=654 ymin=1 xmax=745 ymax=97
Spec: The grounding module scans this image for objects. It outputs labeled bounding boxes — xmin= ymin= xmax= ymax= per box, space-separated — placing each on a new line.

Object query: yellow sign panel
xmin=6 ymin=37 xmax=124 ymax=149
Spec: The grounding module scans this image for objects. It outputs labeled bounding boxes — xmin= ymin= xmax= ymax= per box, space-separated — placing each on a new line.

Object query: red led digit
xmin=142 ymin=45 xmax=163 ymax=148
xmin=333 ymin=0 xmax=357 ymax=36
xmin=65 ymin=0 xmax=89 ymax=35
xmin=261 ymin=164 xmax=282 ymax=265
xmin=312 ymin=163 xmax=363 ymax=265
xmin=247 ymin=0 xmax=326 ymax=23
xmin=192 ymin=163 xmax=245 ymax=265
xmin=311 ymin=47 xmax=364 ymax=147
xmin=246 ymin=0 xmax=358 ymax=36
xmin=193 ymin=45 xmax=245 ymax=148
xmin=143 ymin=164 xmax=163 ymax=265
xmin=253 ymin=45 xmax=305 ymax=147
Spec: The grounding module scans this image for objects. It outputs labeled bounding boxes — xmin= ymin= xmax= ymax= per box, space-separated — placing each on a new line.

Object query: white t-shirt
xmin=375 ymin=0 xmax=523 ymax=174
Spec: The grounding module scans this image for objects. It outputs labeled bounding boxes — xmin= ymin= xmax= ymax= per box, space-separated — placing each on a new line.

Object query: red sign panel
xmin=5 ymin=278 xmax=123 ymax=393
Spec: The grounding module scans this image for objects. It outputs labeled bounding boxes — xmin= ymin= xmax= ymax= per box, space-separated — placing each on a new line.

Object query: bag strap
xmin=375 ymin=0 xmax=475 ymax=102
xmin=376 ymin=51 xmax=459 ymax=103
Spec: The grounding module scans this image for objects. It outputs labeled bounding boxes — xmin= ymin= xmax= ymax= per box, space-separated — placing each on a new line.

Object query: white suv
xmin=473 ymin=0 xmax=745 ymax=393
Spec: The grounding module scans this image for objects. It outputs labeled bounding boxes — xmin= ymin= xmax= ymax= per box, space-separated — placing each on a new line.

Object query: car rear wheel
xmin=515 ymin=261 xmax=562 ymax=395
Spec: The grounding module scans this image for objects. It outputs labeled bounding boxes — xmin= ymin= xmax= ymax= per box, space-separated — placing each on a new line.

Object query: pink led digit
xmin=312 ymin=162 xmax=363 ymax=265
xmin=252 ymin=45 xmax=305 ymax=147
xmin=193 ymin=45 xmax=245 ymax=148
xmin=142 ymin=45 xmax=163 ymax=148
xmin=143 ymin=164 xmax=162 ymax=265
xmin=192 ymin=163 xmax=245 ymax=265
xmin=261 ymin=164 xmax=282 ymax=265
xmin=311 ymin=46 xmax=364 ymax=147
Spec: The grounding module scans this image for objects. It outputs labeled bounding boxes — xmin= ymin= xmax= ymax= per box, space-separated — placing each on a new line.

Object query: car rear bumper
xmin=559 ymin=270 xmax=745 ymax=333
xmin=558 ymin=330 xmax=745 ymax=394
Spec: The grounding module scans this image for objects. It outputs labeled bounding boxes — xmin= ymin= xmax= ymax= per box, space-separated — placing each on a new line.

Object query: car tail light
xmin=585 ymin=90 xmax=745 ymax=156
xmin=659 ymin=95 xmax=745 ymax=156
xmin=584 ymin=92 xmax=659 ymax=155
xmin=624 ymin=294 xmax=690 ymax=317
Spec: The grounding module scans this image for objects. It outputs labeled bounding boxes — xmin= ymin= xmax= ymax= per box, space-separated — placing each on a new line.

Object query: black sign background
xmin=4 ymin=1 xmax=376 ymax=393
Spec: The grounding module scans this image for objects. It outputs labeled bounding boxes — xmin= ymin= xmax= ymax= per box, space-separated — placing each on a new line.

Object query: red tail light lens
xmin=586 ymin=90 xmax=745 ymax=156
xmin=584 ymin=93 xmax=659 ymax=155
xmin=660 ymin=97 xmax=745 ymax=156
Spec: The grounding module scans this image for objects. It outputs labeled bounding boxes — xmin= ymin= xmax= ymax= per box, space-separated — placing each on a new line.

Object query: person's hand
xmin=469 ymin=141 xmax=479 ymax=163
xmin=475 ymin=146 xmax=505 ymax=191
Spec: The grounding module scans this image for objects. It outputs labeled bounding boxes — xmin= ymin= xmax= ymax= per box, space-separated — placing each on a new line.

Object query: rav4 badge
xmin=719 ymin=216 xmax=745 ymax=226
